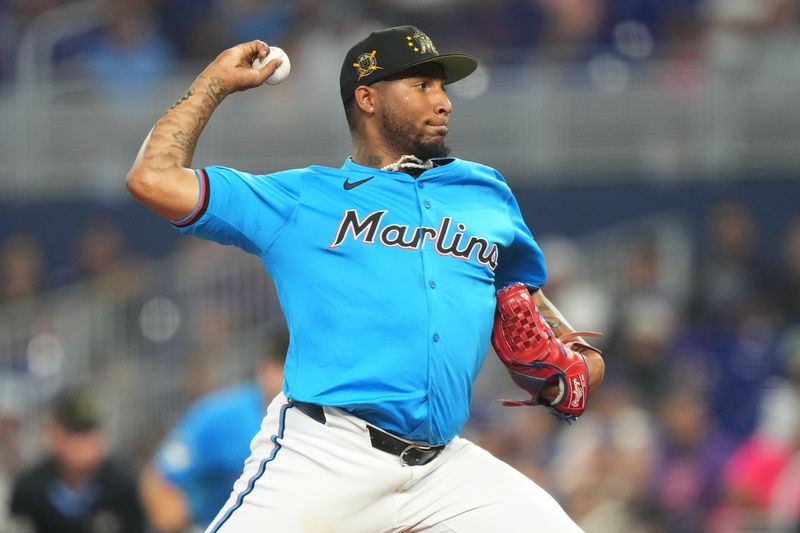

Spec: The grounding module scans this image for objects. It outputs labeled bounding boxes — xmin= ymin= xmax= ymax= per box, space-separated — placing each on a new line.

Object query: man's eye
xmin=416 ymin=82 xmax=427 ymax=90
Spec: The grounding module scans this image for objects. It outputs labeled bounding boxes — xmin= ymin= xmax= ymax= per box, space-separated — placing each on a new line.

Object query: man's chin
xmin=413 ymin=139 xmax=451 ymax=160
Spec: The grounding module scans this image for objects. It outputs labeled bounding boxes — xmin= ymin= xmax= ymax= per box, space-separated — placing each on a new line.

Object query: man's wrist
xmin=192 ymin=71 xmax=231 ymax=105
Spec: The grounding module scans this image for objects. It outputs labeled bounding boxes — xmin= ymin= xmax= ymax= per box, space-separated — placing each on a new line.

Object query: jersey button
xmin=429 ymin=280 xmax=436 ymax=289
xmin=417 ymin=182 xmax=424 ymax=189
xmin=433 ymin=333 xmax=440 ymax=342
xmin=423 ymin=200 xmax=431 ymax=209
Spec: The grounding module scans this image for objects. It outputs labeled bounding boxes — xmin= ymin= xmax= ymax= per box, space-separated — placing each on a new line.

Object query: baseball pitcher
xmin=126 ymin=26 xmax=605 ymax=533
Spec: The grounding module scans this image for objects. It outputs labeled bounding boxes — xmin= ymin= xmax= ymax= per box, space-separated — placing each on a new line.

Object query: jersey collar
xmin=341 ymin=156 xmax=459 ymax=182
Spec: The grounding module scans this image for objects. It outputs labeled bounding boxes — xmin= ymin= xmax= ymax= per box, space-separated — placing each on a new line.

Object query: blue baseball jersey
xmin=174 ymin=157 xmax=546 ymax=444
xmin=154 ymin=383 xmax=265 ymax=527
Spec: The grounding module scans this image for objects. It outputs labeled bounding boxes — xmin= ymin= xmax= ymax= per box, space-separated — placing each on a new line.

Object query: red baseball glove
xmin=491 ymin=283 xmax=600 ymax=421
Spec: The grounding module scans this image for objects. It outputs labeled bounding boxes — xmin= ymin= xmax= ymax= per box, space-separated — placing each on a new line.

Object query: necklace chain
xmin=381 ymin=155 xmax=434 ymax=172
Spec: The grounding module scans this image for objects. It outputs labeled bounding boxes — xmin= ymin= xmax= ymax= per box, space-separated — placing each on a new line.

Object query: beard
xmin=380 ymin=103 xmax=451 ymax=161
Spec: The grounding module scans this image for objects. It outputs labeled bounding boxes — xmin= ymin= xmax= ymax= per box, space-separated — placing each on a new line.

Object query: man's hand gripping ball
xmin=491 ymin=283 xmax=600 ymax=421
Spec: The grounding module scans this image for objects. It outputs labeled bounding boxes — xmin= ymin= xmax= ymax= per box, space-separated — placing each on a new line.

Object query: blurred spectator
xmin=648 ymin=389 xmax=737 ymax=533
xmin=157 ymin=0 xmax=225 ymax=60
xmin=765 ymin=328 xmax=800 ymax=532
xmin=689 ymin=201 xmax=774 ymax=329
xmin=535 ymin=0 xmax=705 ymax=64
xmin=222 ymin=0 xmax=295 ymax=47
xmin=535 ymin=0 xmax=605 ymax=61
xmin=158 ymin=0 xmax=295 ymax=64
xmin=677 ymin=204 xmax=785 ymax=439
xmin=451 ymin=0 xmax=545 ymax=61
xmin=4 ymin=0 xmax=62 ymax=25
xmin=7 ymin=387 xmax=144 ymax=533
xmin=538 ymin=236 xmax=612 ymax=335
xmin=139 ymin=348 xmax=285 ymax=532
xmin=75 ymin=0 xmax=176 ymax=97
xmin=550 ymin=382 xmax=657 ymax=532
xmin=0 ymin=376 xmax=31 ymax=528
xmin=704 ymin=0 xmax=800 ymax=78
xmin=705 ymin=329 xmax=800 ymax=532
xmin=72 ymin=216 xmax=139 ymax=286
xmin=778 ymin=217 xmax=800 ymax=323
xmin=74 ymin=218 xmax=125 ymax=279
xmin=0 ymin=1 xmax=13 ymax=82
xmin=289 ymin=0 xmax=384 ymax=109
xmin=609 ymin=238 xmax=679 ymax=406
xmin=465 ymin=403 xmax=558 ymax=488
xmin=674 ymin=300 xmax=783 ymax=439
xmin=0 ymin=233 xmax=45 ymax=303
xmin=598 ymin=0 xmax=704 ymax=59
xmin=769 ymin=456 xmax=800 ymax=533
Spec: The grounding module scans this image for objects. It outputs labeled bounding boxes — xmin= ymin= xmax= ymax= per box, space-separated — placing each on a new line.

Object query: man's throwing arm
xmin=125 ymin=41 xmax=284 ymax=220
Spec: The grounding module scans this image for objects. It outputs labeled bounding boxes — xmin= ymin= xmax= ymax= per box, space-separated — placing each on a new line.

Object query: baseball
xmin=252 ymin=46 xmax=291 ymax=85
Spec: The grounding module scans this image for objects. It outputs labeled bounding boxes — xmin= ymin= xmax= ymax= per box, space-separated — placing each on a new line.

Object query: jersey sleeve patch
xmin=157 ymin=439 xmax=193 ymax=474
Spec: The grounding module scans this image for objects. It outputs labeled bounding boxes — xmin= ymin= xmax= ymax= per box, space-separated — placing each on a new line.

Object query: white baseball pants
xmin=205 ymin=393 xmax=583 ymax=533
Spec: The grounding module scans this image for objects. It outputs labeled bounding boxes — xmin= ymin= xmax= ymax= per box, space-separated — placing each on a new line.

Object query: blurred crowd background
xmin=1 ymin=0 xmax=800 ymax=532
xmin=0 ymin=0 xmax=797 ymax=83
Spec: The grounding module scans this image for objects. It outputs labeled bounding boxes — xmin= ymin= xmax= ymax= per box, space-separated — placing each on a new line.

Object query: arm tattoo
xmin=170 ymin=130 xmax=196 ymax=153
xmin=145 ymin=76 xmax=229 ymax=171
xmin=169 ymin=88 xmax=195 ymax=110
xmin=533 ymin=292 xmax=575 ymax=338
xmin=205 ymin=76 xmax=227 ymax=106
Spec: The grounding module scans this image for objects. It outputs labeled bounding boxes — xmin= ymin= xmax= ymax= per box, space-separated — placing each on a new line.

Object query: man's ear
xmin=354 ymin=85 xmax=376 ymax=114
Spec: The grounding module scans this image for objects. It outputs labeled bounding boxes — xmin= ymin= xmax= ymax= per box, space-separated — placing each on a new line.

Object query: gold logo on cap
xmin=406 ymin=30 xmax=437 ymax=54
xmin=353 ymin=50 xmax=382 ymax=80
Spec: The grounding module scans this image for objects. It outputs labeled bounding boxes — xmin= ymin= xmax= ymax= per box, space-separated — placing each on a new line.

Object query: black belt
xmin=290 ymin=400 xmax=445 ymax=466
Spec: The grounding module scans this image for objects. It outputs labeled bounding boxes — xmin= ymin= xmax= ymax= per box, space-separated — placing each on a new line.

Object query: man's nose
xmin=434 ymin=91 xmax=453 ymax=116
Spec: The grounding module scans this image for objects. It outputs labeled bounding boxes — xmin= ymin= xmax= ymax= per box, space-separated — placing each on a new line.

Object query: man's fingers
xmin=208 ymin=41 xmax=280 ymax=91
xmin=245 ymin=40 xmax=269 ymax=60
xmin=255 ymin=59 xmax=283 ymax=84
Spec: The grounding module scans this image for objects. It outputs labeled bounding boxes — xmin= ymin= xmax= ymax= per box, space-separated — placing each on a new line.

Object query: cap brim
xmin=391 ymin=53 xmax=478 ymax=86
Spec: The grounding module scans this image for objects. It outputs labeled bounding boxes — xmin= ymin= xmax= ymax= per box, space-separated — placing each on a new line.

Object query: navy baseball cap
xmin=340 ymin=26 xmax=478 ymax=104
xmin=51 ymin=388 xmax=101 ymax=432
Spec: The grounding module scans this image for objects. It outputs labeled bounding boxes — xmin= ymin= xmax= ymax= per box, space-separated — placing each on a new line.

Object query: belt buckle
xmin=399 ymin=443 xmax=434 ymax=466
